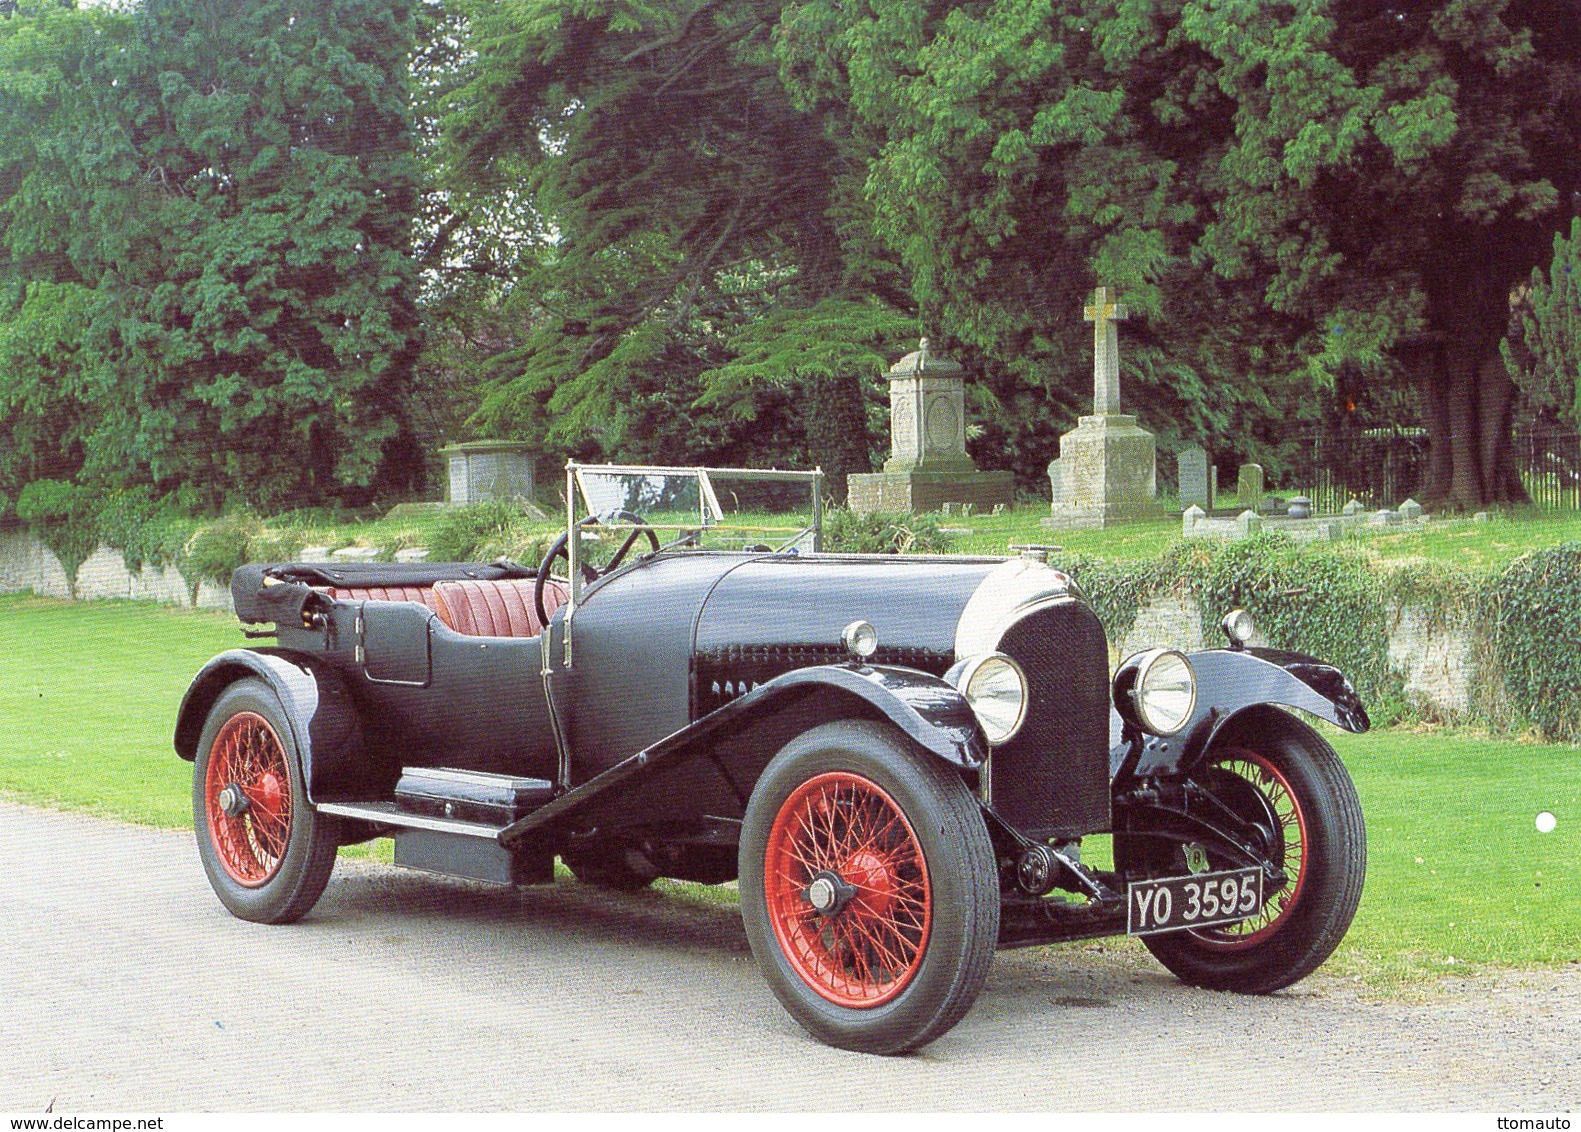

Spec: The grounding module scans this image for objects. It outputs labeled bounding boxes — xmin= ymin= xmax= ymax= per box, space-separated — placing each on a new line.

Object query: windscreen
xmin=571 ymin=466 xmax=819 ymax=555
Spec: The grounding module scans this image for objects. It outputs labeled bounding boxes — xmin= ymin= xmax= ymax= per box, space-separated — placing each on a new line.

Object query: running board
xmin=315 ymin=800 xmax=554 ymax=886
xmin=314 ymin=801 xmax=502 ymax=840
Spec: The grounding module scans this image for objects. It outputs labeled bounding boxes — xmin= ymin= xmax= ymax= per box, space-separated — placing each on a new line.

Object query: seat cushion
xmin=431 ymin=578 xmax=568 ymax=638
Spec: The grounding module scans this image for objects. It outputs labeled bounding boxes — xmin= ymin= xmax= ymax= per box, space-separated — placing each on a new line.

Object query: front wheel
xmin=1117 ymin=713 xmax=1365 ymax=993
xmin=193 ymin=680 xmax=340 ymax=924
xmin=739 ymin=720 xmax=999 ymax=1055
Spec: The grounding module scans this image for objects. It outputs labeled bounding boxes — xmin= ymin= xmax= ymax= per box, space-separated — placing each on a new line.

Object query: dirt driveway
xmin=1 ymin=801 xmax=1575 ymax=1111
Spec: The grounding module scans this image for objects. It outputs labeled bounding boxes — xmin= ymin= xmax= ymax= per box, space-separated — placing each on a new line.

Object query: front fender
xmin=1125 ymin=647 xmax=1368 ymax=777
xmin=749 ymin=663 xmax=986 ymax=769
xmin=173 ymin=649 xmax=364 ymax=802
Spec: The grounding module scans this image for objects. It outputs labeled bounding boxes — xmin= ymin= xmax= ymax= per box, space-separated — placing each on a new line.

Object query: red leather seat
xmin=431 ymin=578 xmax=568 ymax=638
xmin=326 ymin=585 xmax=442 ymax=613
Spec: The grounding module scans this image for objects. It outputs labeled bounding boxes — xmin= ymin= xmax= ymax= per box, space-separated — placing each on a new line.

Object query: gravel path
xmin=1 ymin=801 xmax=1575 ymax=1112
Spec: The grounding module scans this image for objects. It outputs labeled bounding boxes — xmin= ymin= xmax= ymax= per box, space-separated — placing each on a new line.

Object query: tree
xmin=777 ymin=0 xmax=1581 ymax=508
xmin=0 ymin=0 xmax=426 ymax=511
xmin=1512 ymin=217 xmax=1581 ymax=430
xmin=441 ymin=0 xmax=918 ymax=495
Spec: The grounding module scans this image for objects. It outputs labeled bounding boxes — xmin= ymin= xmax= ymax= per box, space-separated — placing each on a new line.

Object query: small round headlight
xmin=952 ymin=653 xmax=1029 ymax=745
xmin=1221 ymin=608 xmax=1255 ymax=648
xmin=1132 ymin=648 xmax=1197 ymax=735
xmin=841 ymin=620 xmax=879 ymax=660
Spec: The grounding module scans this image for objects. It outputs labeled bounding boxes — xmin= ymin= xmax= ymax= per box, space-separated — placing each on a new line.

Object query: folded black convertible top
xmin=230 ymin=560 xmax=537 ymax=623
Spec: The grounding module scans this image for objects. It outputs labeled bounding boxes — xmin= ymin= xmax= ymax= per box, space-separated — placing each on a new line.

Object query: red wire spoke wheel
xmin=204 ymin=711 xmax=294 ymax=886
xmin=739 ymin=720 xmax=998 ymax=1055
xmin=1188 ymin=748 xmax=1309 ymax=951
xmin=192 ymin=680 xmax=340 ymax=924
xmin=764 ymin=771 xmax=932 ymax=1008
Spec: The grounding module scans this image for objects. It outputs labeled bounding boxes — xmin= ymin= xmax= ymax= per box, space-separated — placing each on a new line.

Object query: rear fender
xmin=173 ymin=649 xmax=364 ymax=803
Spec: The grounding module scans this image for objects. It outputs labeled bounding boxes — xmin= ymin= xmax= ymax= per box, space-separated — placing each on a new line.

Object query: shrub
xmin=821 ymin=508 xmax=955 ymax=554
xmin=181 ymin=514 xmax=305 ymax=587
xmin=15 ymin=479 xmax=98 ymax=583
xmin=1495 ymin=544 xmax=1581 ymax=742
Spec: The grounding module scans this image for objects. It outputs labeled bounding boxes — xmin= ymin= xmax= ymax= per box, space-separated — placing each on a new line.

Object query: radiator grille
xmin=989 ymin=600 xmax=1111 ymax=838
xmin=693 ymin=644 xmax=953 ymax=714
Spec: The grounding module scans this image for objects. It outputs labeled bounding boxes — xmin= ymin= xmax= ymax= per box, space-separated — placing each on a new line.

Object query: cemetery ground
xmin=0 ymin=592 xmax=1575 ymax=994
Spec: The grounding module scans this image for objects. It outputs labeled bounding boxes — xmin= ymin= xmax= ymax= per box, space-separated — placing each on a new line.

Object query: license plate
xmin=1127 ymin=867 xmax=1264 ymax=935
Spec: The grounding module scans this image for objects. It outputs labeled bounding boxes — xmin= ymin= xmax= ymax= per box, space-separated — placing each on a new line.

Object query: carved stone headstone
xmin=1342 ymin=499 xmax=1366 ymax=517
xmin=1047 ymin=458 xmax=1063 ymax=513
xmin=1235 ymin=509 xmax=1263 ymax=539
xmin=1182 ymin=504 xmax=1206 ymax=536
xmin=1177 ymin=446 xmax=1210 ymax=512
xmin=1045 ymin=287 xmax=1165 ymax=529
xmin=1398 ymin=498 xmax=1423 ymax=521
xmin=847 ymin=339 xmax=1014 ymax=513
xmin=1237 ymin=463 xmax=1264 ymax=510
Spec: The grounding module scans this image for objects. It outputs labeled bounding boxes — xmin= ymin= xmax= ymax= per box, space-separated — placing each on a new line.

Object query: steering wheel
xmin=600 ymin=509 xmax=661 ymax=575
xmin=533 ymin=511 xmax=660 ymax=627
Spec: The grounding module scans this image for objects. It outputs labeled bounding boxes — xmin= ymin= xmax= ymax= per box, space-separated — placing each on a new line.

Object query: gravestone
xmin=1045 ymin=288 xmax=1164 ymax=528
xmin=1398 ymin=498 xmax=1423 ymax=521
xmin=847 ymin=339 xmax=1014 ymax=514
xmin=1237 ymin=463 xmax=1264 ymax=510
xmin=1342 ymin=499 xmax=1366 ymax=517
xmin=441 ymin=440 xmax=535 ymax=504
xmin=1235 ymin=509 xmax=1262 ymax=539
xmin=1047 ymin=458 xmax=1063 ymax=513
xmin=1177 ymin=447 xmax=1211 ymax=512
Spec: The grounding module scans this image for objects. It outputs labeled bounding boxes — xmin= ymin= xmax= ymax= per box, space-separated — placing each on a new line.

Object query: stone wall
xmin=0 ymin=526 xmax=1484 ymax=718
xmin=1113 ymin=590 xmax=1481 ymax=723
xmin=0 ymin=528 xmax=234 ymax=612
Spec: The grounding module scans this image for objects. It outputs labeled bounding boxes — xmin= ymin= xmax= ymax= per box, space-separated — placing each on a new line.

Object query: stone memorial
xmin=847 ymin=339 xmax=1014 ymax=514
xmin=1047 ymin=458 xmax=1063 ymax=513
xmin=1398 ymin=498 xmax=1423 ymax=521
xmin=1177 ymin=446 xmax=1211 ymax=512
xmin=1045 ymin=288 xmax=1164 ymax=528
xmin=441 ymin=440 xmax=536 ymax=505
xmin=1237 ymin=463 xmax=1264 ymax=510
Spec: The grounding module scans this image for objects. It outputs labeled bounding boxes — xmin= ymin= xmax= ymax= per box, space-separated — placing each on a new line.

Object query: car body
xmin=175 ymin=463 xmax=1369 ymax=1053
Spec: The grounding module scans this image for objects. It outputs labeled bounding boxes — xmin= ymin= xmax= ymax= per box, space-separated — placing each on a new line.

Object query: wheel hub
xmin=805 ymin=869 xmax=858 ymax=916
xmin=217 ymin=783 xmax=251 ymax=818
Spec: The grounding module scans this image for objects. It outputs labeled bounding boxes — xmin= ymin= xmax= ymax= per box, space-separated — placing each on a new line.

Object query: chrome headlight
xmin=948 ymin=652 xmax=1029 ymax=745
xmin=1115 ymin=648 xmax=1197 ymax=735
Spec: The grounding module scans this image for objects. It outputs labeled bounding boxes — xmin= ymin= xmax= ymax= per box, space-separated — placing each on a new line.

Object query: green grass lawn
xmin=1 ymin=594 xmax=1575 ymax=985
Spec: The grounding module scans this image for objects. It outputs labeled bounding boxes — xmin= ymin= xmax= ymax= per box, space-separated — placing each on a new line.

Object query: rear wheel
xmin=739 ymin=720 xmax=999 ymax=1054
xmin=1117 ymin=714 xmax=1365 ymax=993
xmin=193 ymin=680 xmax=340 ymax=924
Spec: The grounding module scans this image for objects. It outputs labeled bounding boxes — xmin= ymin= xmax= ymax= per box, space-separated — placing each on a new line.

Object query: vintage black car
xmin=175 ymin=463 xmax=1368 ymax=1054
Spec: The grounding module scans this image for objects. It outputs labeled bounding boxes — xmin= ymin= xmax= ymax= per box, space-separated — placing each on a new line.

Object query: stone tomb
xmin=441 ymin=440 xmax=535 ymax=504
xmin=847 ymin=340 xmax=1013 ymax=514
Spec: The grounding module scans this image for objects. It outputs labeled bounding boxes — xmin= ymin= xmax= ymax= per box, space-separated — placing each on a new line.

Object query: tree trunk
xmin=1477 ymin=355 xmax=1529 ymax=503
xmin=801 ymin=371 xmax=872 ymax=504
xmin=1419 ymin=343 xmax=1531 ymax=511
xmin=1419 ymin=344 xmax=1454 ymax=505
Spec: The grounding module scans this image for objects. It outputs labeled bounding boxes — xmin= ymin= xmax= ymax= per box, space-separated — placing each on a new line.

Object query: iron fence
xmin=1276 ymin=428 xmax=1581 ymax=513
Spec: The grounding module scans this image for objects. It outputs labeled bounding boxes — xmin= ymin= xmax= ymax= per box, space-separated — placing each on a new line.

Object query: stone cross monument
xmin=847 ymin=338 xmax=1014 ymax=514
xmin=1085 ymin=287 xmax=1128 ymax=414
xmin=1044 ymin=288 xmax=1163 ymax=529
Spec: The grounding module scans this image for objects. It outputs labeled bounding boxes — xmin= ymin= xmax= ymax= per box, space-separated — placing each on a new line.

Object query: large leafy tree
xmin=0 ymin=0 xmax=425 ymax=511
xmin=441 ymin=0 xmax=917 ymax=494
xmin=778 ymin=0 xmax=1581 ymax=507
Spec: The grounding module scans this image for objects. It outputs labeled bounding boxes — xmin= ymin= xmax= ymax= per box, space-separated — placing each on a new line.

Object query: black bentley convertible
xmin=175 ymin=463 xmax=1368 ymax=1054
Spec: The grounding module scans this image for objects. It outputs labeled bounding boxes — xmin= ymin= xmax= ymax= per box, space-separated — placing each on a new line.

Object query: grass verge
xmin=0 ymin=595 xmax=1574 ymax=985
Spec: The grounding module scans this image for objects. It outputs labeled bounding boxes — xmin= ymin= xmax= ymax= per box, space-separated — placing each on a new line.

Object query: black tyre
xmin=739 ymin=720 xmax=1000 ymax=1055
xmin=193 ymin=680 xmax=341 ymax=924
xmin=1117 ymin=712 xmax=1365 ymax=993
